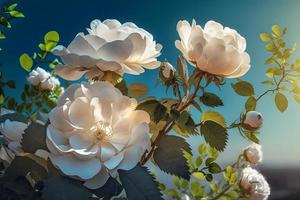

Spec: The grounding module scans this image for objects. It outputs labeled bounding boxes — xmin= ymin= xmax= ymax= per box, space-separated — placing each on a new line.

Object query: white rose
xmin=53 ymin=19 xmax=162 ymax=81
xmin=27 ymin=67 xmax=60 ymax=91
xmin=175 ymin=20 xmax=250 ymax=78
xmin=46 ymin=81 xmax=151 ymax=189
xmin=244 ymin=143 xmax=263 ymax=165
xmin=240 ymin=167 xmax=270 ymax=200
xmin=0 ymin=119 xmax=28 ymax=153
xmin=160 ymin=61 xmax=176 ymax=79
xmin=40 ymin=76 xmax=60 ymax=91
xmin=242 ymin=111 xmax=263 ymax=131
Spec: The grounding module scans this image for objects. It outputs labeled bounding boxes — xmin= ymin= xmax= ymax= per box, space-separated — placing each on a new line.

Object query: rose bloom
xmin=27 ymin=67 xmax=60 ymax=91
xmin=240 ymin=167 xmax=270 ymax=200
xmin=0 ymin=111 xmax=28 ymax=166
xmin=242 ymin=111 xmax=263 ymax=131
xmin=46 ymin=81 xmax=151 ymax=189
xmin=175 ymin=20 xmax=250 ymax=78
xmin=244 ymin=143 xmax=263 ymax=165
xmin=53 ymin=19 xmax=162 ymax=81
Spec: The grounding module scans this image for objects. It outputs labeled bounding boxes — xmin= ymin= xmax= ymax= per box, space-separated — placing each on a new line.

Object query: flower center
xmin=89 ymin=121 xmax=113 ymax=141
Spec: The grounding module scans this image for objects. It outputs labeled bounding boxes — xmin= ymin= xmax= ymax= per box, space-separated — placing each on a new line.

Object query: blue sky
xmin=1 ymin=0 xmax=300 ymax=168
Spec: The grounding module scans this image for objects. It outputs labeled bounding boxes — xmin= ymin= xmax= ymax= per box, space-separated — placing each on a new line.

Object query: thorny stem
xmin=140 ymin=77 xmax=202 ymax=165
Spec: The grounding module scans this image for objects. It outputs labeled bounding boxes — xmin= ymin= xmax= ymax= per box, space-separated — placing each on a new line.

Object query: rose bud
xmin=159 ymin=61 xmax=176 ymax=81
xmin=242 ymin=111 xmax=263 ymax=131
xmin=243 ymin=143 xmax=263 ymax=165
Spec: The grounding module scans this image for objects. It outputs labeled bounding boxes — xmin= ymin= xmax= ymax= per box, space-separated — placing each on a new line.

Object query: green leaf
xmin=0 ymin=94 xmax=4 ymax=104
xmin=199 ymin=92 xmax=223 ymax=107
xmin=245 ymin=96 xmax=256 ymax=112
xmin=0 ymin=31 xmax=5 ymax=39
xmin=260 ymin=33 xmax=271 ymax=41
xmin=177 ymin=56 xmax=188 ymax=93
xmin=137 ymin=99 xmax=167 ymax=123
xmin=42 ymin=176 xmax=92 ymax=200
xmin=200 ymin=120 xmax=228 ymax=151
xmin=118 ymin=163 xmax=163 ymax=200
xmin=3 ymin=154 xmax=47 ymax=182
xmin=275 ymin=92 xmax=288 ymax=112
xmin=198 ymin=144 xmax=207 ymax=155
xmin=172 ymin=176 xmax=180 ymax=188
xmin=231 ymin=81 xmax=254 ymax=96
xmin=208 ymin=162 xmax=222 ymax=174
xmin=192 ymin=172 xmax=205 ymax=180
xmin=172 ymin=111 xmax=197 ymax=136
xmin=7 ymin=3 xmax=18 ymax=11
xmin=21 ymin=122 xmax=48 ymax=153
xmin=201 ymin=111 xmax=226 ymax=128
xmin=128 ymin=83 xmax=148 ymax=99
xmin=19 ymin=53 xmax=33 ymax=72
xmin=261 ymin=80 xmax=274 ymax=86
xmin=190 ymin=181 xmax=205 ymax=197
xmin=153 ymin=135 xmax=191 ymax=179
xmin=9 ymin=11 xmax=24 ymax=18
xmin=44 ymin=31 xmax=60 ymax=51
xmin=272 ymin=24 xmax=281 ymax=37
xmin=90 ymin=177 xmax=123 ymax=199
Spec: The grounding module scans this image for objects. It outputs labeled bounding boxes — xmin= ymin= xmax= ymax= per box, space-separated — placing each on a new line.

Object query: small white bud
xmin=160 ymin=61 xmax=176 ymax=80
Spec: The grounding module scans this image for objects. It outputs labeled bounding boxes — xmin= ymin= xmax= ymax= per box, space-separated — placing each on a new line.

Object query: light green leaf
xmin=19 ymin=53 xmax=33 ymax=72
xmin=275 ymin=92 xmax=288 ymax=112
xmin=7 ymin=3 xmax=18 ymax=11
xmin=0 ymin=31 xmax=5 ymax=39
xmin=44 ymin=31 xmax=59 ymax=51
xmin=9 ymin=11 xmax=24 ymax=18
xmin=192 ymin=172 xmax=205 ymax=180
xmin=261 ymin=80 xmax=274 ymax=86
xmin=260 ymin=33 xmax=271 ymax=41
xmin=294 ymin=95 xmax=300 ymax=103
xmin=201 ymin=111 xmax=226 ymax=128
xmin=272 ymin=24 xmax=281 ymax=37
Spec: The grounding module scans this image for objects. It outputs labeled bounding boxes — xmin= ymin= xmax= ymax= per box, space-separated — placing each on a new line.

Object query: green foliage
xmin=275 ymin=92 xmax=288 ymax=112
xmin=19 ymin=53 xmax=33 ymax=72
xmin=19 ymin=31 xmax=61 ymax=72
xmin=200 ymin=120 xmax=228 ymax=151
xmin=42 ymin=176 xmax=93 ymax=200
xmin=22 ymin=122 xmax=48 ymax=153
xmin=137 ymin=98 xmax=168 ymax=123
xmin=245 ymin=96 xmax=257 ymax=111
xmin=118 ymin=163 xmax=163 ymax=200
xmin=171 ymin=110 xmax=198 ymax=136
xmin=199 ymin=92 xmax=223 ymax=107
xmin=153 ymin=135 xmax=191 ymax=179
xmin=231 ymin=80 xmax=255 ymax=96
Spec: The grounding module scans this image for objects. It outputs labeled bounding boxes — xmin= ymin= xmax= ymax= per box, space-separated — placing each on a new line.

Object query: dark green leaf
xmin=91 ymin=177 xmax=123 ymax=200
xmin=200 ymin=92 xmax=223 ymax=107
xmin=119 ymin=163 xmax=163 ymax=200
xmin=208 ymin=162 xmax=222 ymax=174
xmin=245 ymin=96 xmax=256 ymax=111
xmin=22 ymin=122 xmax=48 ymax=153
xmin=153 ymin=135 xmax=191 ymax=179
xmin=42 ymin=175 xmax=92 ymax=200
xmin=200 ymin=120 xmax=228 ymax=151
xmin=137 ymin=99 xmax=167 ymax=123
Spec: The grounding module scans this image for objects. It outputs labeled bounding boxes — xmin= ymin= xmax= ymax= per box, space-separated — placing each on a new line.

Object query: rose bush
xmin=175 ymin=20 xmax=250 ymax=78
xmin=53 ymin=19 xmax=162 ymax=81
xmin=46 ymin=81 xmax=151 ymax=189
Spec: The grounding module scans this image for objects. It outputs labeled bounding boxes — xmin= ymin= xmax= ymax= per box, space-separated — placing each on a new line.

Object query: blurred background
xmin=1 ymin=0 xmax=300 ymax=199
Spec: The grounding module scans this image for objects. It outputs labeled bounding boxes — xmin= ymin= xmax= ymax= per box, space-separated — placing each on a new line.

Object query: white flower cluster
xmin=27 ymin=67 xmax=60 ymax=91
xmin=240 ymin=167 xmax=270 ymax=200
